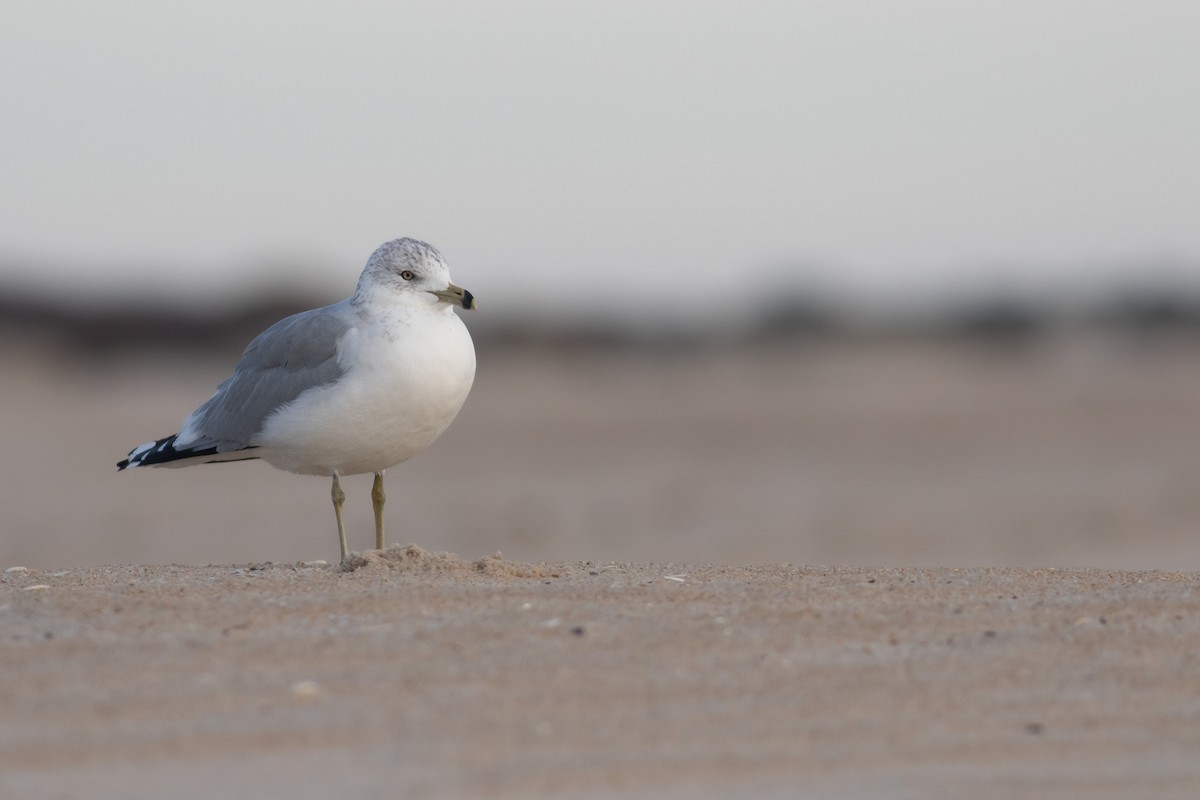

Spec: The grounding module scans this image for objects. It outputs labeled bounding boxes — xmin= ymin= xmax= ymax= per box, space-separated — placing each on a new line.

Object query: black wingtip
xmin=119 ymin=434 xmax=261 ymax=469
xmin=120 ymin=434 xmax=184 ymax=470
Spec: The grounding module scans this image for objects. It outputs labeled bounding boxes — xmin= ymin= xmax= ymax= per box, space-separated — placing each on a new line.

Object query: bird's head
xmin=356 ymin=238 xmax=475 ymax=310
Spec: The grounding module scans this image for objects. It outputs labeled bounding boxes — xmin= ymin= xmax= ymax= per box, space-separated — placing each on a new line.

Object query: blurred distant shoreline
xmin=5 ymin=280 xmax=1200 ymax=357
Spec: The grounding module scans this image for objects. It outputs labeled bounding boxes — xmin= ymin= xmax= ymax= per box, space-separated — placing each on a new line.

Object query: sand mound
xmin=337 ymin=543 xmax=564 ymax=579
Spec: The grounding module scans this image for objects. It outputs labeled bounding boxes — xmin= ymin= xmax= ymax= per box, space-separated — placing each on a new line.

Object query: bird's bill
xmin=430 ymin=283 xmax=476 ymax=310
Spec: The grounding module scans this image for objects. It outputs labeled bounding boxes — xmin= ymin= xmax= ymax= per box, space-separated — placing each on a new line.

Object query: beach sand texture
xmin=3 ymin=337 xmax=1200 ymax=796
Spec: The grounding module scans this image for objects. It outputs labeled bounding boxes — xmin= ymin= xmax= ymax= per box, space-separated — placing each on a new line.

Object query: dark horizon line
xmin=5 ymin=279 xmax=1200 ymax=356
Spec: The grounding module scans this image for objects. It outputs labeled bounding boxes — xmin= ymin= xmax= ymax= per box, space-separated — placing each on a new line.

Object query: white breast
xmin=255 ymin=306 xmax=476 ymax=476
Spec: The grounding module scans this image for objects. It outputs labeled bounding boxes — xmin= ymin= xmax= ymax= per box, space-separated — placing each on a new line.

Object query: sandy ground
xmin=6 ymin=335 xmax=1200 ymax=569
xmin=3 ymin=549 xmax=1199 ymax=798
xmin=3 ymin=335 xmax=1200 ymax=796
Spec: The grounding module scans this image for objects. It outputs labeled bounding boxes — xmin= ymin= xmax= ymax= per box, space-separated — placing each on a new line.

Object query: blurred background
xmin=3 ymin=1 xmax=1199 ymax=569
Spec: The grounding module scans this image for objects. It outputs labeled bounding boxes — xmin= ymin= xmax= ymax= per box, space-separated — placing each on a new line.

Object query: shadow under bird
xmin=118 ymin=237 xmax=477 ymax=562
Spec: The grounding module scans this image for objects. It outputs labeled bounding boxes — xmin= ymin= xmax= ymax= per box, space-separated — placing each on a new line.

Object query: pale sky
xmin=2 ymin=1 xmax=1198 ymax=315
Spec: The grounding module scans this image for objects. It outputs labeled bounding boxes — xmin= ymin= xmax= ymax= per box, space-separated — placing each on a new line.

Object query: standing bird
xmin=118 ymin=238 xmax=476 ymax=563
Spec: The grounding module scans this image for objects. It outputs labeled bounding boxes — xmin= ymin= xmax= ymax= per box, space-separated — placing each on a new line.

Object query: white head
xmin=354 ymin=238 xmax=475 ymax=310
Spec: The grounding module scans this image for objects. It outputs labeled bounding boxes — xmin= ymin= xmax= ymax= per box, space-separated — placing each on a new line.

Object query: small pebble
xmin=290 ymin=680 xmax=321 ymax=698
xmin=20 ymin=584 xmax=51 ymax=592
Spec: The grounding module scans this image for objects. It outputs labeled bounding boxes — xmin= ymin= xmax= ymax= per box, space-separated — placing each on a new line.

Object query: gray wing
xmin=178 ymin=304 xmax=353 ymax=451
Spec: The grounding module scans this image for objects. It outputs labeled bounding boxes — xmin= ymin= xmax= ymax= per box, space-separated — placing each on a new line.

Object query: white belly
xmin=255 ymin=310 xmax=475 ymax=476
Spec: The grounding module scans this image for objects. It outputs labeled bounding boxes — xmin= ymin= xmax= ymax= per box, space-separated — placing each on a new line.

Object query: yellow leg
xmin=332 ymin=472 xmax=348 ymax=562
xmin=372 ymin=471 xmax=386 ymax=551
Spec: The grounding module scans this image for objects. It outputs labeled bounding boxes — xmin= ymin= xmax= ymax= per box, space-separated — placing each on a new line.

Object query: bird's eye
xmin=400 ymin=270 xmax=416 ymax=281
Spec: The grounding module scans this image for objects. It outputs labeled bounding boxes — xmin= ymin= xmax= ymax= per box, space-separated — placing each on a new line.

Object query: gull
xmin=118 ymin=238 xmax=476 ymax=562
